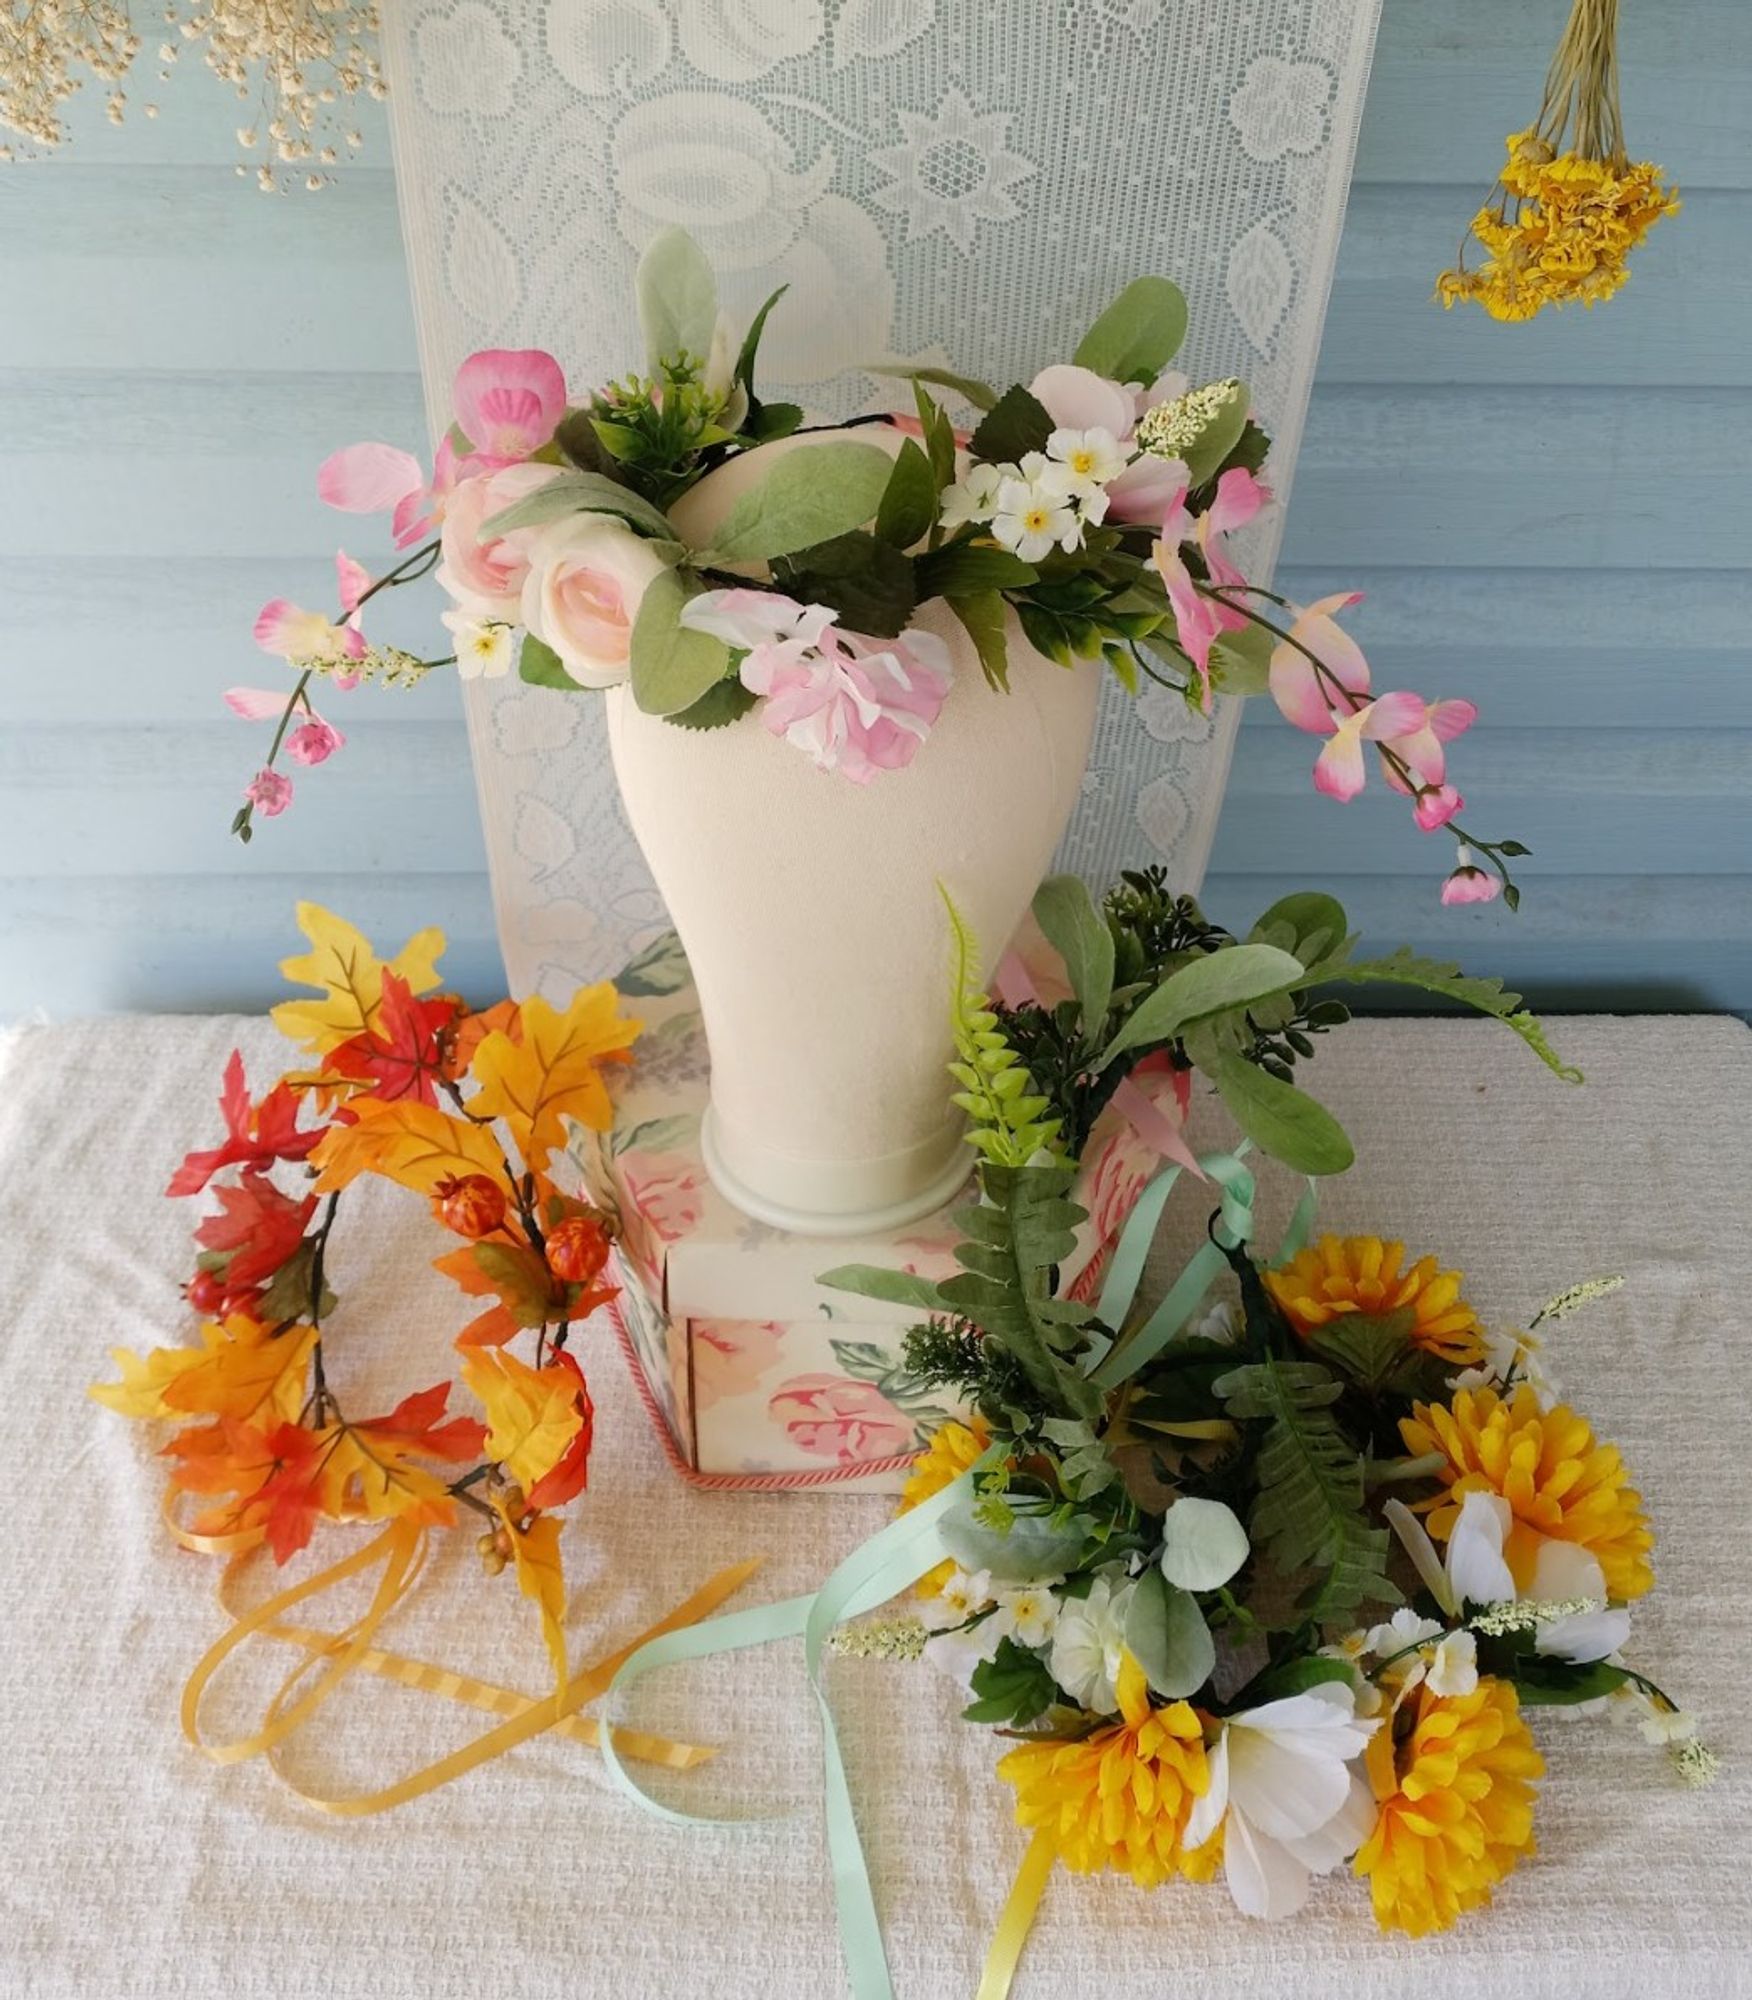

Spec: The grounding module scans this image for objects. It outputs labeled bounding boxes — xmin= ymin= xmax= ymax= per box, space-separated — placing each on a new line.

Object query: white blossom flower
xmin=1045 ymin=425 xmax=1129 ymax=497
xmin=1182 ymin=1683 xmax=1379 ymax=1920
xmin=924 ymin=1566 xmax=995 ymax=1630
xmin=1453 ymin=1324 xmax=1561 ymax=1406
xmin=1047 ymin=1573 xmax=1135 ymax=1713
xmin=1638 ymin=1701 xmax=1698 ymax=1747
xmin=989 ymin=1582 xmax=1062 ymax=1649
xmin=938 ymin=461 xmax=1005 ymax=531
xmin=1365 ymin=1607 xmax=1443 ymax=1660
xmin=441 ymin=609 xmax=516 ymax=681
xmin=1444 ymin=1489 xmax=1630 ymax=1664
xmin=1425 ymin=1627 xmax=1479 ymax=1698
xmin=990 ymin=472 xmax=1081 ymax=562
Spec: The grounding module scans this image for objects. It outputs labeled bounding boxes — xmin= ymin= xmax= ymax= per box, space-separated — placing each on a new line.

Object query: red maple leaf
xmin=194 ymin=1171 xmax=317 ymax=1291
xmin=526 ymin=1348 xmax=594 ymax=1510
xmin=167 ymin=1050 xmax=324 ymax=1196
xmin=352 ymin=1381 xmax=487 ymax=1464
xmin=255 ymin=1421 xmax=335 ymax=1563
xmin=326 ymin=971 xmax=460 ymax=1108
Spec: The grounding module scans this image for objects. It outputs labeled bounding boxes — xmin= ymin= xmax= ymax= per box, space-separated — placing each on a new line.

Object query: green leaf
xmin=1181 ymin=381 xmax=1253 ymax=486
xmin=915 ymin=542 xmax=1038 ymax=598
xmin=1303 ymin=1308 xmax=1451 ymax=1399
xmin=257 ymin=1239 xmax=337 ymax=1326
xmin=1073 ymin=276 xmax=1189 ymax=385
xmin=734 ymin=284 xmax=788 ymax=394
xmin=614 ymin=932 xmax=690 ymax=997
xmin=963 ymin=1636 xmax=1058 ymax=1727
xmin=1158 ymin=1496 xmax=1250 ymax=1592
xmin=1032 ymin=875 xmax=1114 ymax=1032
xmin=1214 ymin=1357 xmax=1398 ymax=1617
xmin=519 ymin=634 xmax=584 ymax=691
xmin=949 ymin=590 xmax=1011 ymax=692
xmin=628 ymin=567 xmax=732 ymax=717
xmin=553 ymin=410 xmax=611 ymax=475
xmin=1124 ymin=1569 xmax=1215 ymax=1699
xmin=1511 ymin=1658 xmax=1631 ymax=1706
xmin=1211 ymin=1054 xmax=1355 ymax=1176
xmin=480 ymin=469 xmax=675 ymax=543
xmin=1247 ymin=892 xmax=1352 ymax=973
xmin=770 ymin=531 xmax=917 ymax=638
xmin=817 ymin=1264 xmax=953 ymax=1315
xmin=1207 ymin=620 xmax=1274 ymax=697
xmin=913 ymin=382 xmax=958 ymax=490
xmin=1311 ymin=948 xmax=1583 ymax=1084
xmin=667 ymin=677 xmax=758 ymax=731
xmin=1096 ymin=942 xmax=1305 ymax=1070
xmin=612 ymin=1113 xmax=698 ymax=1156
xmin=969 ymin=384 xmax=1054 ymax=465
xmin=636 ymin=225 xmax=718 ymax=371
xmin=1236 ymin=1655 xmax=1357 ymax=1706
xmin=748 ymin=400 xmax=804 ymax=443
xmin=938 ymin=1501 xmax=1093 ymax=1584
xmin=869 ymin=363 xmax=1000 ymax=413
xmin=701 ymin=442 xmax=895 ymax=563
xmin=874 ymin=437 xmax=940 ymax=550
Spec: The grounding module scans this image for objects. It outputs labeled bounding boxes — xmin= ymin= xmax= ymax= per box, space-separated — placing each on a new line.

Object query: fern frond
xmin=1214 ymin=1357 xmax=1398 ymax=1617
xmin=1311 ymin=947 xmax=1582 ymax=1083
xmin=941 ymin=885 xmax=1066 ymax=1166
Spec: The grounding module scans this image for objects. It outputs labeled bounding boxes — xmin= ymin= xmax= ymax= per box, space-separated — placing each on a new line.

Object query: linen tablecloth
xmin=3 ymin=1012 xmax=1749 ymax=2000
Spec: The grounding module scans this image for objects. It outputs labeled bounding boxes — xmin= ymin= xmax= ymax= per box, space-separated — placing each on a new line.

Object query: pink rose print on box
xmin=693 ymin=1318 xmax=786 ymax=1409
xmin=768 ymin=1374 xmax=914 ymax=1464
xmin=618 ymin=1150 xmax=707 ymax=1284
xmin=1064 ymin=1057 xmax=1193 ymax=1306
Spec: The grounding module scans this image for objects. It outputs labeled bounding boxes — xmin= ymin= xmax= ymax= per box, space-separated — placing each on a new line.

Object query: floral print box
xmin=567 ymin=934 xmax=1190 ymax=1493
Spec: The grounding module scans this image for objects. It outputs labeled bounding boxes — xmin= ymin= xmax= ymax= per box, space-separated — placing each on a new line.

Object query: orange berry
xmin=546 ymin=1215 xmax=611 ymax=1285
xmin=435 ymin=1173 xmax=506 ymax=1238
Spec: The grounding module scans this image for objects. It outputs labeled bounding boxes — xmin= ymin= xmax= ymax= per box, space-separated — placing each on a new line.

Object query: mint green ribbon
xmin=602 ymin=1150 xmax=1319 ymax=1997
xmin=600 ymin=1450 xmax=1000 ymax=2000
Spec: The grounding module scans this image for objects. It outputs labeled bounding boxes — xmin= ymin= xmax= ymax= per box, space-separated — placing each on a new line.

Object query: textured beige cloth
xmin=3 ymin=1012 xmax=1749 ymax=2000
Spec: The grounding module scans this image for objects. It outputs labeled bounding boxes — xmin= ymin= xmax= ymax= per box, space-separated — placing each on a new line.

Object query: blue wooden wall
xmin=4 ymin=1 xmax=1747 ymax=1018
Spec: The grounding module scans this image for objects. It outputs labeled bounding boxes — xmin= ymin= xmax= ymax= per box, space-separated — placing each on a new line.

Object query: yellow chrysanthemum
xmin=1401 ymin=1384 xmax=1654 ymax=1601
xmin=898 ymin=1417 xmax=990 ymax=1596
xmin=1354 ymin=1676 xmax=1543 ymax=1936
xmin=997 ymin=1655 xmax=1215 ymax=1889
xmin=1264 ymin=1235 xmax=1486 ymax=1368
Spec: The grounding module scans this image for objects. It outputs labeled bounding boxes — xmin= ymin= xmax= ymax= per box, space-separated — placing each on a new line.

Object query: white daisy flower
xmin=990 ymin=473 xmax=1081 ymax=562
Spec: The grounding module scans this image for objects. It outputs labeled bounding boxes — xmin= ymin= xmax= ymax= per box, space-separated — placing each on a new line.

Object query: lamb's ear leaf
xmin=1073 ymin=276 xmax=1190 ymax=385
xmin=1032 ymin=875 xmax=1114 ymax=1032
xmin=636 ymin=226 xmax=718 ymax=372
xmin=700 ymin=443 xmax=895 ymax=564
xmin=1211 ymin=1054 xmax=1355 ymax=1177
xmin=628 ymin=569 xmax=732 ymax=718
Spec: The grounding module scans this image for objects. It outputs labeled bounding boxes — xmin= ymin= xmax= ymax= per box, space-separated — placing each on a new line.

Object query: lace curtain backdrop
xmin=382 ymin=0 xmax=1382 ymax=1001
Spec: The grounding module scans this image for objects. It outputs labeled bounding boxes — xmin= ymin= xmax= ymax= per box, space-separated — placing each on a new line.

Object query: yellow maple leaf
xmin=309 ymin=1098 xmax=506 ymax=1195
xmin=460 ymin=1348 xmax=582 ymax=1493
xmin=91 ymin=1316 xmax=316 ymax=1426
xmin=467 ymin=983 xmax=640 ymax=1174
xmin=271 ymin=902 xmax=446 ymax=1057
xmin=493 ymin=1495 xmax=568 ymax=1695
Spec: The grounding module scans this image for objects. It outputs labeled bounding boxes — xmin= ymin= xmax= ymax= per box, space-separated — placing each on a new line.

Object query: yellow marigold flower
xmin=1401 ymin=1384 xmax=1654 ymax=1600
xmin=1264 ymin=1234 xmax=1486 ymax=1368
xmin=1354 ymin=1676 xmax=1543 ymax=1936
xmin=997 ymin=1655 xmax=1214 ymax=1888
xmin=898 ymin=1417 xmax=990 ymax=1596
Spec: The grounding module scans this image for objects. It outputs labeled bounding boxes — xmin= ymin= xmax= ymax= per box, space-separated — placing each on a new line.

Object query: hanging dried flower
xmin=0 ymin=0 xmax=382 ymax=190
xmin=1436 ymin=0 xmax=1679 ymax=321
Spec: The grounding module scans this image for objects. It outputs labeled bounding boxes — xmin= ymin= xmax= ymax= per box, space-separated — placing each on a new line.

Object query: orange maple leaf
xmin=492 ymin=1495 xmax=569 ymax=1696
xmin=526 ymin=1348 xmax=593 ymax=1511
xmin=449 ymin=997 xmax=521 ymax=1079
xmin=271 ymin=902 xmax=446 ymax=1057
xmin=324 ymin=1382 xmax=485 ymax=1529
xmin=460 ymin=1348 xmax=583 ymax=1493
xmin=467 ymin=984 xmax=640 ymax=1176
xmin=92 ymin=1314 xmax=317 ymax=1426
xmin=310 ymin=1097 xmax=506 ymax=1196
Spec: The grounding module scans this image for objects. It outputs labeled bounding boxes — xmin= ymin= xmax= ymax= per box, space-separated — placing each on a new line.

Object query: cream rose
xmin=436 ymin=462 xmax=561 ymax=619
xmin=519 ymin=514 xmax=671 ymax=689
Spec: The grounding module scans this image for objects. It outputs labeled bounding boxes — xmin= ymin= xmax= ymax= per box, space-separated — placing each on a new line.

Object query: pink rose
xmin=692 ymin=1319 xmax=786 ymax=1409
xmin=436 ymin=463 xmax=561 ymax=619
xmin=285 ymin=718 xmax=344 ymax=766
xmin=768 ymin=1374 xmax=914 ymax=1464
xmin=520 ymin=515 xmax=671 ymax=688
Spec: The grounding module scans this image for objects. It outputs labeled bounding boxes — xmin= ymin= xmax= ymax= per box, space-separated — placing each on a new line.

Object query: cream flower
xmin=991 ymin=472 xmax=1080 ymax=563
xmin=938 ymin=461 xmax=1004 ymax=531
xmin=1046 ymin=425 xmax=1129 ymax=498
xmin=990 ymin=1582 xmax=1062 ymax=1649
xmin=519 ymin=514 xmax=671 ymax=689
xmin=441 ymin=609 xmax=515 ymax=682
xmin=1048 ymin=1573 xmax=1135 ymax=1713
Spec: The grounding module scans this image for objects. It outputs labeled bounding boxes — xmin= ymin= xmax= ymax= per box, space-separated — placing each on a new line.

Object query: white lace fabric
xmin=383 ymin=0 xmax=1382 ymax=998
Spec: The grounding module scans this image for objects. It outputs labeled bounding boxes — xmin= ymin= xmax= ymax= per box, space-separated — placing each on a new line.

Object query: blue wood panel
xmin=2 ymin=3 xmax=1747 ymax=1021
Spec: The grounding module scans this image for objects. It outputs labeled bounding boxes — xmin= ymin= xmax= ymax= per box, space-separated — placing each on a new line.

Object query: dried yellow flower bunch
xmin=1437 ymin=0 xmax=1679 ymax=321
xmin=0 ymin=0 xmax=382 ymax=190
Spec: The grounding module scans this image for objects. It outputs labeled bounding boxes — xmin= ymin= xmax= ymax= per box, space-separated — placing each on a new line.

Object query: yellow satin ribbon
xmin=173 ymin=1496 xmax=759 ymax=1815
xmin=976 ymin=1830 xmax=1058 ymax=2000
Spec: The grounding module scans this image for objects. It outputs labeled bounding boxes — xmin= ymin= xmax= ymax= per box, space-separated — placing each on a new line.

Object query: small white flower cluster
xmin=921 ymin=1565 xmax=1065 ymax=1687
xmin=940 ymin=426 xmax=1131 ymax=563
xmin=827 ymin=1614 xmax=930 ymax=1663
xmin=1134 ymin=377 xmax=1243 ymax=459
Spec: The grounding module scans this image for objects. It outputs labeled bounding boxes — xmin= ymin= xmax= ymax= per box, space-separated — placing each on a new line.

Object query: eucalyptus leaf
xmin=1212 ymin=1053 xmax=1355 ymax=1175
xmin=1124 ymin=1569 xmax=1215 ymax=1699
xmin=518 ymin=634 xmax=583 ymax=691
xmin=481 ymin=470 xmax=675 ymax=543
xmin=1158 ymin=1496 xmax=1250 ymax=1592
xmin=937 ymin=1501 xmax=1092 ymax=1584
xmin=635 ymin=225 xmax=718 ymax=372
xmin=1032 ymin=875 xmax=1114 ymax=1031
xmin=701 ymin=442 xmax=895 ymax=564
xmin=628 ymin=568 xmax=732 ymax=717
xmin=1096 ymin=942 xmax=1305 ymax=1070
xmin=1073 ymin=276 xmax=1189 ymax=385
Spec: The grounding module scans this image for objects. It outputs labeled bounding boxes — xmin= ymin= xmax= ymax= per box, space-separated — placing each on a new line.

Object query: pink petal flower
xmin=1029 ymin=363 xmax=1137 ymax=438
xmin=1313 ymin=711 xmax=1372 ymax=801
xmin=253 ymin=599 xmax=366 ymax=664
xmin=452 ymin=349 xmax=567 ymax=467
xmin=1413 ymin=782 xmax=1465 ymax=832
xmin=285 ymin=717 xmax=344 ymax=766
xmin=335 ymin=549 xmax=372 ymax=615
xmin=1267 ymin=592 xmax=1370 ymax=734
xmin=1441 ymin=860 xmax=1501 ymax=906
xmin=1359 ymin=690 xmax=1431 ymax=742
xmin=317 ymin=441 xmax=424 ymax=514
xmin=741 ymin=618 xmax=951 ymax=783
xmin=223 ymin=686 xmax=292 ymax=722
xmin=1203 ymin=464 xmax=1272 ymax=539
xmin=1104 ymin=451 xmax=1192 ymax=523
xmin=243 ymin=768 xmax=293 ymax=817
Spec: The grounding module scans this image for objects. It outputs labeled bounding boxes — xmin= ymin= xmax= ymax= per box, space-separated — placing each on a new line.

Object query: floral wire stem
xmin=231 ymin=537 xmax=444 ymax=843
xmin=1199 ymin=581 xmax=1526 ymax=906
